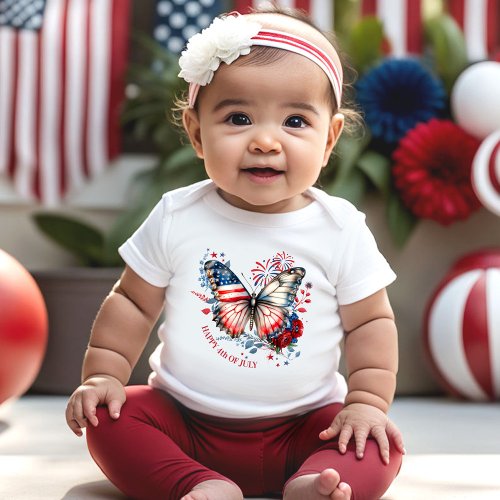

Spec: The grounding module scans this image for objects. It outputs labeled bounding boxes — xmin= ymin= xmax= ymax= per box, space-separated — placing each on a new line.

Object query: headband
xmin=178 ymin=14 xmax=343 ymax=109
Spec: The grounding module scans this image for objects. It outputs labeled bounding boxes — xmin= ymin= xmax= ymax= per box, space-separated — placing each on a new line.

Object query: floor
xmin=1 ymin=396 xmax=500 ymax=499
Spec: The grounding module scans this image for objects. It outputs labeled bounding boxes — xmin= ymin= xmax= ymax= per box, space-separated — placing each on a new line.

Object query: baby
xmin=66 ymin=6 xmax=404 ymax=500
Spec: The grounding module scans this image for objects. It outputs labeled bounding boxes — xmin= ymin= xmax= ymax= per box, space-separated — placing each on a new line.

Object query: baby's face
xmin=184 ymin=52 xmax=344 ymax=213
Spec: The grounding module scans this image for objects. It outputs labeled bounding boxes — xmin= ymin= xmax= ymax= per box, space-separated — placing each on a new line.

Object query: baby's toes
xmin=331 ymin=481 xmax=351 ymax=500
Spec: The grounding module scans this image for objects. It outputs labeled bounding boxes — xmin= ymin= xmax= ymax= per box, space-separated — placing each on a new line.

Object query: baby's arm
xmin=65 ymin=265 xmax=165 ymax=435
xmin=319 ymin=289 xmax=405 ymax=462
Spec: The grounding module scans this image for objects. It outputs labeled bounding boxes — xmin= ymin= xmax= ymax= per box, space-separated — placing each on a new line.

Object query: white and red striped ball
xmin=424 ymin=250 xmax=500 ymax=400
xmin=472 ymin=129 xmax=500 ymax=217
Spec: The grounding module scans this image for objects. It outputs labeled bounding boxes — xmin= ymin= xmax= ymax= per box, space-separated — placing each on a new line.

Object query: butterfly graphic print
xmin=204 ymin=259 xmax=305 ymax=338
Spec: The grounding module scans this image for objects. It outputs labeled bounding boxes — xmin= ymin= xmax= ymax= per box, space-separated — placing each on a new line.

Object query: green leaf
xmin=347 ymin=17 xmax=384 ymax=74
xmin=32 ymin=214 xmax=106 ymax=266
xmin=424 ymin=14 xmax=468 ymax=92
xmin=326 ymin=168 xmax=368 ymax=207
xmin=329 ymin=130 xmax=371 ymax=182
xmin=386 ymin=193 xmax=418 ymax=247
xmin=333 ymin=0 xmax=362 ymax=47
xmin=356 ymin=151 xmax=392 ymax=197
xmin=161 ymin=145 xmax=200 ymax=172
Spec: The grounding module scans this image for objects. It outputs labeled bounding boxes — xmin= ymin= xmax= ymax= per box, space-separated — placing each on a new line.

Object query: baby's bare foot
xmin=180 ymin=479 xmax=243 ymax=500
xmin=284 ymin=469 xmax=352 ymax=500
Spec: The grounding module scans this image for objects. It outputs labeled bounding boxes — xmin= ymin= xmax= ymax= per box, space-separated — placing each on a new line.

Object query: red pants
xmin=86 ymin=386 xmax=402 ymax=500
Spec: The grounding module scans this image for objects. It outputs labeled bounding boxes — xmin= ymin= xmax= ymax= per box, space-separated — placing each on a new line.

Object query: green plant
xmin=33 ymin=34 xmax=206 ymax=267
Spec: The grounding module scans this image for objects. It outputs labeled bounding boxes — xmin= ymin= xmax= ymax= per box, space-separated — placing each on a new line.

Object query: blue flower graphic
xmin=356 ymin=58 xmax=446 ymax=143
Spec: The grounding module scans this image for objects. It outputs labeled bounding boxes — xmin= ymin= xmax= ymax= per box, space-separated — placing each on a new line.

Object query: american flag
xmin=153 ymin=0 xmax=224 ymax=54
xmin=360 ymin=0 xmax=423 ymax=56
xmin=153 ymin=1 xmax=333 ymax=55
xmin=447 ymin=0 xmax=500 ymax=61
xmin=233 ymin=0 xmax=333 ymax=31
xmin=0 ymin=0 xmax=130 ymax=205
xmin=207 ymin=261 xmax=250 ymax=303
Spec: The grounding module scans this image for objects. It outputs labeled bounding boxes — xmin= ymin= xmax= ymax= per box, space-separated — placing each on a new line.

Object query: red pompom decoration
xmin=392 ymin=119 xmax=481 ymax=225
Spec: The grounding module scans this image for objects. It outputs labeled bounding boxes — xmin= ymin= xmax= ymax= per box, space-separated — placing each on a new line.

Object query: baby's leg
xmin=285 ymin=439 xmax=402 ymax=500
xmin=86 ymin=386 xmax=240 ymax=500
xmin=285 ymin=404 xmax=402 ymax=500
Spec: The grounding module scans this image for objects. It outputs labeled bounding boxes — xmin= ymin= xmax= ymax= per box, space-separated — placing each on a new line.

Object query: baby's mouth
xmin=243 ymin=167 xmax=283 ymax=178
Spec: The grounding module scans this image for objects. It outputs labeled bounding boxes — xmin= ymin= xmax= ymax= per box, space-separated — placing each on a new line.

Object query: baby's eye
xmin=284 ymin=116 xmax=307 ymax=128
xmin=227 ymin=113 xmax=251 ymax=126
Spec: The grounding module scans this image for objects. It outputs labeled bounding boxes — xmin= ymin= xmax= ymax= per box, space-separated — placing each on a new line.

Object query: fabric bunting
xmin=447 ymin=0 xmax=500 ymax=61
xmin=0 ymin=0 xmax=130 ymax=205
xmin=233 ymin=0 xmax=333 ymax=32
xmin=360 ymin=0 xmax=423 ymax=56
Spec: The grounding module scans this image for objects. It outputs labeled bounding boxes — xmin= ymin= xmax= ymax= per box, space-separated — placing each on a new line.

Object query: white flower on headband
xmin=178 ymin=16 xmax=262 ymax=86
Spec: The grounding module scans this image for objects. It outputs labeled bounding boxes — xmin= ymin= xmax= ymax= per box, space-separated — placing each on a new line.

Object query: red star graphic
xmin=211 ymin=252 xmax=217 ymax=258
xmin=276 ymin=363 xmax=280 ymax=367
xmin=267 ymin=353 xmax=274 ymax=360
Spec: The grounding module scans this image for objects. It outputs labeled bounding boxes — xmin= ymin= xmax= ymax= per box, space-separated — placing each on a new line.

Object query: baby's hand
xmin=65 ymin=375 xmax=126 ymax=437
xmin=319 ymin=403 xmax=405 ymax=464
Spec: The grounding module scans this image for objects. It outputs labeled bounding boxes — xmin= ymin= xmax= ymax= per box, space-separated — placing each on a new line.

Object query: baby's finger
xmin=371 ymin=425 xmax=390 ymax=464
xmin=319 ymin=419 xmax=341 ymax=440
xmin=82 ymin=393 xmax=99 ymax=427
xmin=65 ymin=396 xmax=85 ymax=436
xmin=72 ymin=395 xmax=90 ymax=431
xmin=387 ymin=420 xmax=406 ymax=454
xmin=337 ymin=424 xmax=353 ymax=454
xmin=353 ymin=427 xmax=369 ymax=459
xmin=67 ymin=417 xmax=84 ymax=437
xmin=107 ymin=398 xmax=124 ymax=420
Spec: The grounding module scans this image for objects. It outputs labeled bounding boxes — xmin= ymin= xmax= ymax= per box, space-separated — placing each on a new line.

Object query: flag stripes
xmin=0 ymin=0 xmax=130 ymax=205
xmin=447 ymin=0 xmax=500 ymax=61
xmin=233 ymin=0 xmax=333 ymax=32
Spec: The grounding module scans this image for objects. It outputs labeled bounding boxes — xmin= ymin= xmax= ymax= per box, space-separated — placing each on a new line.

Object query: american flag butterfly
xmin=204 ymin=260 xmax=305 ymax=338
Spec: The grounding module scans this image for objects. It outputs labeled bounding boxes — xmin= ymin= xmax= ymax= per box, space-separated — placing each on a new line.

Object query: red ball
xmin=0 ymin=249 xmax=48 ymax=404
xmin=424 ymin=250 xmax=500 ymax=400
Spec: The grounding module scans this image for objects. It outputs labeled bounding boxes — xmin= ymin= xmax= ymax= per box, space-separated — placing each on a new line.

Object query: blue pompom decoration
xmin=356 ymin=58 xmax=446 ymax=143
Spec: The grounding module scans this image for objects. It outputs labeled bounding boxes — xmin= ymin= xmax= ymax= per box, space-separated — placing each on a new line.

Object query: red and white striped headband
xmin=178 ymin=15 xmax=343 ymax=109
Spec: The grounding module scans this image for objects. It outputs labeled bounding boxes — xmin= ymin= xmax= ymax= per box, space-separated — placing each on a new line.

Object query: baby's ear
xmin=182 ymin=109 xmax=204 ymax=158
xmin=323 ymin=113 xmax=344 ymax=167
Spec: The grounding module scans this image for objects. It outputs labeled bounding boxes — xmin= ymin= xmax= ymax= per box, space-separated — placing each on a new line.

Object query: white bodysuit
xmin=119 ymin=180 xmax=396 ymax=418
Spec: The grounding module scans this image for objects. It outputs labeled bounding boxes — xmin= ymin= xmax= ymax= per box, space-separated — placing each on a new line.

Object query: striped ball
xmin=424 ymin=250 xmax=500 ymax=400
xmin=471 ymin=129 xmax=500 ymax=217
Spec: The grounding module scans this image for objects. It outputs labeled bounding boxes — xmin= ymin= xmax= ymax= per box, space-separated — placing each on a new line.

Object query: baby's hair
xmin=171 ymin=4 xmax=362 ymax=135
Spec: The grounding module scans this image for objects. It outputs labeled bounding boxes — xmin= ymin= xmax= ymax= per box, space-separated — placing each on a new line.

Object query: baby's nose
xmin=249 ymin=129 xmax=282 ymax=154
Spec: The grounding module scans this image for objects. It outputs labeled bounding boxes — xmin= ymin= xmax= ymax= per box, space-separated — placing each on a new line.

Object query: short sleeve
xmin=334 ymin=211 xmax=396 ymax=305
xmin=118 ymin=196 xmax=172 ymax=287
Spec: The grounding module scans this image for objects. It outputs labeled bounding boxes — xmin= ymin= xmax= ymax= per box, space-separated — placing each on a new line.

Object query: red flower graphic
xmin=271 ymin=330 xmax=293 ymax=350
xmin=290 ymin=319 xmax=304 ymax=339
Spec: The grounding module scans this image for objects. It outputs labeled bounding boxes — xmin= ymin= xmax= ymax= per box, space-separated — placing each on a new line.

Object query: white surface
xmin=1 ymin=396 xmax=500 ymax=499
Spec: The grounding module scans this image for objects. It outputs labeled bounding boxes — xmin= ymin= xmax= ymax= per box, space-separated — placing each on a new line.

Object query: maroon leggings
xmin=86 ymin=386 xmax=402 ymax=500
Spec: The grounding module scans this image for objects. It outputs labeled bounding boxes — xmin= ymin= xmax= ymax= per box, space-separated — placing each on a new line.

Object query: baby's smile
xmin=242 ymin=166 xmax=285 ymax=183
xmin=243 ymin=166 xmax=283 ymax=176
